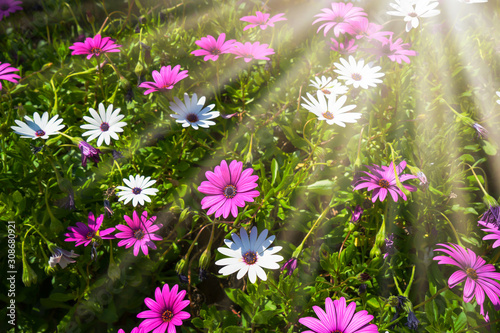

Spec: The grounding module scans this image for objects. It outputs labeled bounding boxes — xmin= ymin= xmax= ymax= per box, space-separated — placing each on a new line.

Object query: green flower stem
xmin=292 ymin=205 xmax=331 ymax=258
xmin=435 ymin=210 xmax=462 ymax=247
xmin=413 ymin=286 xmax=450 ymax=310
xmin=466 ymin=163 xmax=497 ymax=206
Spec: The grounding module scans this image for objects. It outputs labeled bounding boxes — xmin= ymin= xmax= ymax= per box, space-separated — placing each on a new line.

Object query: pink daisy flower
xmin=313 ymin=2 xmax=367 ymax=37
xmin=137 ymin=284 xmax=190 ymax=333
xmin=69 ymin=34 xmax=122 ymax=60
xmin=117 ymin=328 xmax=143 ymax=333
xmin=115 ymin=211 xmax=163 ymax=256
xmin=230 ymin=42 xmax=275 ymax=63
xmin=191 ymin=33 xmax=236 ymax=61
xmin=478 ymin=220 xmax=500 ymax=248
xmin=344 ymin=18 xmax=392 ymax=43
xmin=434 ymin=243 xmax=500 ymax=319
xmin=371 ymin=36 xmax=417 ymax=64
xmin=240 ymin=11 xmax=287 ymax=31
xmin=0 ymin=0 xmax=22 ymax=21
xmin=139 ymin=65 xmax=188 ymax=95
xmin=353 ymin=161 xmax=417 ymax=203
xmin=0 ymin=62 xmax=20 ymax=90
xmin=299 ymin=297 xmax=378 ymax=333
xmin=329 ymin=37 xmax=358 ymax=54
xmin=64 ymin=212 xmax=115 ymax=247
xmin=198 ymin=160 xmax=260 ymax=219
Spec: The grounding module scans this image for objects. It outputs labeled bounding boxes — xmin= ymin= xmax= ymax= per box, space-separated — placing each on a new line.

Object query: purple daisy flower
xmin=240 ymin=11 xmax=287 ymax=31
xmin=0 ymin=0 xmax=22 ymax=21
xmin=64 ymin=212 xmax=115 ymax=247
xmin=479 ymin=221 xmax=500 ymax=248
xmin=229 ymin=42 xmax=275 ymax=63
xmin=299 ymin=297 xmax=378 ymax=333
xmin=349 ymin=205 xmax=363 ymax=223
xmin=191 ymin=33 xmax=236 ymax=61
xmin=353 ymin=161 xmax=417 ymax=203
xmin=115 ymin=211 xmax=163 ymax=256
xmin=280 ymin=257 xmax=298 ymax=276
xmin=479 ymin=205 xmax=500 ymax=228
xmin=138 ymin=65 xmax=188 ymax=95
xmin=198 ymin=160 xmax=260 ymax=219
xmin=434 ymin=243 xmax=500 ymax=318
xmin=78 ymin=141 xmax=103 ymax=168
xmin=69 ymin=34 xmax=122 ymax=59
xmin=0 ymin=61 xmax=20 ymax=90
xmin=137 ymin=284 xmax=190 ymax=333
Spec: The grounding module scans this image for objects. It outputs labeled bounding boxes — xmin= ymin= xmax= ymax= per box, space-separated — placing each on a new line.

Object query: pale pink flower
xmin=329 ymin=37 xmax=358 ymax=54
xmin=313 ymin=2 xmax=367 ymax=37
xmin=344 ymin=18 xmax=393 ymax=43
xmin=139 ymin=65 xmax=188 ymax=95
xmin=240 ymin=11 xmax=287 ymax=31
xmin=371 ymin=36 xmax=417 ymax=64
xmin=191 ymin=33 xmax=236 ymax=61
xmin=230 ymin=42 xmax=274 ymax=62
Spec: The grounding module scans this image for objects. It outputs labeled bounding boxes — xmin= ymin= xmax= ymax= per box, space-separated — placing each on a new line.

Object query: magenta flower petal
xmin=353 ymin=161 xmax=416 ymax=202
xmin=240 ymin=11 xmax=287 ymax=31
xmin=0 ymin=0 xmax=22 ymax=21
xmin=230 ymin=42 xmax=274 ymax=62
xmin=69 ymin=34 xmax=121 ymax=59
xmin=0 ymin=61 xmax=20 ymax=90
xmin=313 ymin=2 xmax=367 ymax=37
xmin=139 ymin=65 xmax=188 ymax=95
xmin=198 ymin=160 xmax=260 ymax=219
xmin=64 ymin=211 xmax=114 ymax=247
xmin=191 ymin=33 xmax=236 ymax=61
xmin=115 ymin=210 xmax=163 ymax=256
xmin=299 ymin=297 xmax=378 ymax=333
xmin=434 ymin=243 xmax=500 ymax=316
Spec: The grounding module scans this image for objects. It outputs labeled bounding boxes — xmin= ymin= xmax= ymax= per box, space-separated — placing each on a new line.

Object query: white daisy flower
xmin=387 ymin=0 xmax=440 ymax=32
xmin=302 ymin=91 xmax=360 ymax=127
xmin=334 ymin=56 xmax=385 ymax=89
xmin=11 ymin=111 xmax=65 ymax=139
xmin=170 ymin=93 xmax=220 ymax=130
xmin=309 ymin=76 xmax=349 ymax=97
xmin=458 ymin=0 xmax=487 ymax=3
xmin=496 ymin=91 xmax=500 ymax=105
xmin=116 ymin=175 xmax=159 ymax=207
xmin=80 ymin=103 xmax=127 ymax=146
xmin=215 ymin=227 xmax=283 ymax=283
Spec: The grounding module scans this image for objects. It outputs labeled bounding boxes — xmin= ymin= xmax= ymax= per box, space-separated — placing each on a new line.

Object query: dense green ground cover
xmin=1 ymin=0 xmax=500 ymax=332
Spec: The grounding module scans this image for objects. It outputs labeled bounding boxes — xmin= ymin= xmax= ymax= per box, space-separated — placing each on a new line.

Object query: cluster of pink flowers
xmin=191 ymin=11 xmax=286 ymax=64
xmin=313 ymin=2 xmax=417 ymax=64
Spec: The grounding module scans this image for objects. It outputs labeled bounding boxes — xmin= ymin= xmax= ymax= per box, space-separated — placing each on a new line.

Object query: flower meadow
xmin=2 ymin=0 xmax=500 ymax=332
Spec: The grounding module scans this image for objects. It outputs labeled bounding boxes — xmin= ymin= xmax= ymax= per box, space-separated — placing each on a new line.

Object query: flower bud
xmin=22 ymin=258 xmax=38 ymax=287
xmin=134 ymin=62 xmax=144 ymax=78
xmin=175 ymin=258 xmax=187 ymax=275
xmin=199 ymin=248 xmax=211 ymax=270
xmin=86 ymin=11 xmax=95 ymax=24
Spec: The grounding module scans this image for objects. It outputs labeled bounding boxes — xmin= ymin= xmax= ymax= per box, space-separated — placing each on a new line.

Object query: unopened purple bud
xmin=349 ymin=205 xmax=363 ymax=223
xmin=79 ymin=141 xmax=103 ymax=168
xmin=199 ymin=269 xmax=208 ymax=282
xmin=472 ymin=123 xmax=488 ymax=139
xmin=417 ymin=171 xmax=428 ymax=187
xmin=280 ymin=257 xmax=298 ymax=277
xmin=178 ymin=273 xmax=189 ymax=284
xmin=479 ymin=205 xmax=500 ymax=228
xmin=104 ymin=199 xmax=113 ymax=217
xmin=112 ymin=149 xmax=124 ymax=160
xmin=48 ymin=247 xmax=79 ymax=269
xmin=405 ymin=311 xmax=419 ymax=330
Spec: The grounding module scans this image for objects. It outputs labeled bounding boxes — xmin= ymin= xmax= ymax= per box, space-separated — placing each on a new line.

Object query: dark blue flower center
xmin=90 ymin=47 xmax=102 ymax=55
xmin=35 ymin=129 xmax=46 ymax=137
xmin=466 ymin=268 xmax=478 ymax=280
xmin=210 ymin=48 xmax=221 ymax=55
xmin=243 ymin=251 xmax=257 ymax=265
xmin=223 ymin=185 xmax=237 ymax=198
xmin=132 ymin=187 xmax=142 ymax=195
xmin=322 ymin=111 xmax=334 ymax=120
xmin=162 ymin=309 xmax=173 ymax=322
xmin=186 ymin=113 xmax=199 ymax=123
xmin=351 ymin=73 xmax=362 ymax=81
xmin=86 ymin=231 xmax=95 ymax=240
xmin=100 ymin=122 xmax=109 ymax=131
xmin=378 ymin=179 xmax=390 ymax=189
xmin=133 ymin=229 xmax=145 ymax=240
